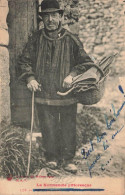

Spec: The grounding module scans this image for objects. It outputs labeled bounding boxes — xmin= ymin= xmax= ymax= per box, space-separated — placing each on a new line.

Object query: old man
xmin=18 ymin=0 xmax=95 ymax=173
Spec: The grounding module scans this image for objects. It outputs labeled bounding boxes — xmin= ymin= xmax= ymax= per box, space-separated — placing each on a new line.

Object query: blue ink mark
xmin=101 ymin=157 xmax=112 ymax=171
xmin=101 ymin=164 xmax=105 ymax=171
xmin=119 ymin=85 xmax=124 ymax=95
xmin=112 ymin=125 xmax=124 ymax=139
xmin=33 ymin=188 xmax=105 ymax=192
xmin=105 ymin=114 xmax=115 ymax=129
xmin=111 ymin=104 xmax=118 ymax=118
xmin=87 ymin=154 xmax=101 ymax=178
xmin=81 ymin=148 xmax=86 ymax=157
xmin=105 ymin=101 xmax=125 ymax=129
xmin=96 ymin=131 xmax=107 ymax=143
xmin=81 ymin=141 xmax=94 ymax=159
xmin=103 ymin=140 xmax=109 ymax=151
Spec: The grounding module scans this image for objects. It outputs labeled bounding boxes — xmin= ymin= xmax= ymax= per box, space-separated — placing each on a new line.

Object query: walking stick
xmin=27 ymin=90 xmax=34 ymax=176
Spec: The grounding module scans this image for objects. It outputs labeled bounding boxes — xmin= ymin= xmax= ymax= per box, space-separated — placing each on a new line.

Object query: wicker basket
xmin=57 ymin=69 xmax=109 ymax=105
xmin=74 ymin=76 xmax=107 ymax=105
xmin=57 ymin=53 xmax=117 ymax=105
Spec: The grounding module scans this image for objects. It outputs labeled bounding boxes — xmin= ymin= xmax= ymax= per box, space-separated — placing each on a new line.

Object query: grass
xmin=0 ymin=122 xmax=41 ymax=178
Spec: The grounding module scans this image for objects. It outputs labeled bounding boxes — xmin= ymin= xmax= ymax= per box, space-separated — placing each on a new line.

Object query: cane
xmin=27 ymin=90 xmax=34 ymax=176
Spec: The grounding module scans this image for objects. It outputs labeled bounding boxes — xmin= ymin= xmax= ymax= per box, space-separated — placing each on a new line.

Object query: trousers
xmin=36 ymin=104 xmax=77 ymax=162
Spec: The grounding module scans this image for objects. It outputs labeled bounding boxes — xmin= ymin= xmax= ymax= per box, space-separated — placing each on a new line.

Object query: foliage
xmin=0 ymin=124 xmax=40 ymax=178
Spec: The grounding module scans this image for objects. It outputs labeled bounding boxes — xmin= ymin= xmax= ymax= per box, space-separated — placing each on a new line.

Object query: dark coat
xmin=18 ymin=28 xmax=95 ymax=105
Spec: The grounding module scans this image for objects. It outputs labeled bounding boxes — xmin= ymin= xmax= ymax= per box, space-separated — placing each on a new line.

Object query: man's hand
xmin=63 ymin=75 xmax=73 ymax=89
xmin=27 ymin=80 xmax=41 ymax=92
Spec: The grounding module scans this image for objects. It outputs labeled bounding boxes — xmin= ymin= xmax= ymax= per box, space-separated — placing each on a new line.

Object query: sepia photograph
xmin=0 ymin=0 xmax=125 ymax=194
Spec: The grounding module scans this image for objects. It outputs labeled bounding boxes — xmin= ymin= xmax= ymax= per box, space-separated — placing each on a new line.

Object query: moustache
xmin=47 ymin=22 xmax=56 ymax=25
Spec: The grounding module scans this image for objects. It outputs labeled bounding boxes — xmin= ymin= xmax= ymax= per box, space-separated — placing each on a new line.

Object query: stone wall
xmin=0 ymin=0 xmax=10 ymax=123
xmin=57 ymin=0 xmax=125 ymax=75
xmin=78 ymin=0 xmax=125 ymax=70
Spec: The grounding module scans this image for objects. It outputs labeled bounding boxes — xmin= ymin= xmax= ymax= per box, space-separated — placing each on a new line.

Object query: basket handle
xmin=89 ymin=64 xmax=104 ymax=77
xmin=57 ymin=86 xmax=75 ymax=96
xmin=73 ymin=62 xmax=104 ymax=78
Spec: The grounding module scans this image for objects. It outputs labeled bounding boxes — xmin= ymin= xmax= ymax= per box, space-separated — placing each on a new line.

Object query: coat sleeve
xmin=69 ymin=35 xmax=95 ymax=77
xmin=17 ymin=32 xmax=38 ymax=83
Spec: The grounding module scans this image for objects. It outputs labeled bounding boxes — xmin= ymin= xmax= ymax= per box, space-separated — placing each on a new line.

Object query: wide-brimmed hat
xmin=39 ymin=0 xmax=64 ymax=16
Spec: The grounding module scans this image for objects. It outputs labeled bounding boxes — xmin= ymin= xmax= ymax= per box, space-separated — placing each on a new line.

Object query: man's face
xmin=42 ymin=12 xmax=62 ymax=31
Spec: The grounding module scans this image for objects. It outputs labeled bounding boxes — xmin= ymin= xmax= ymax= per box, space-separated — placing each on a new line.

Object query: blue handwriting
xmin=101 ymin=157 xmax=112 ymax=171
xmin=103 ymin=140 xmax=109 ymax=151
xmin=112 ymin=125 xmax=124 ymax=139
xmin=96 ymin=132 xmax=107 ymax=143
xmin=87 ymin=154 xmax=101 ymax=178
xmin=105 ymin=85 xmax=125 ymax=129
xmin=81 ymin=141 xmax=94 ymax=159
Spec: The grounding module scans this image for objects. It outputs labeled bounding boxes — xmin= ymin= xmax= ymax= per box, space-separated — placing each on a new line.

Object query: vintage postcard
xmin=0 ymin=0 xmax=125 ymax=194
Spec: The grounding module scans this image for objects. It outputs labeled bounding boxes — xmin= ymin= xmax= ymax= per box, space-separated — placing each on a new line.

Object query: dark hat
xmin=39 ymin=0 xmax=64 ymax=16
